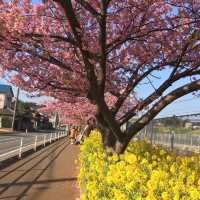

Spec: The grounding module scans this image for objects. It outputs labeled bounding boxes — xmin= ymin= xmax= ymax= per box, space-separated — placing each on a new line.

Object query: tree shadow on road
xmin=0 ymin=140 xmax=71 ymax=200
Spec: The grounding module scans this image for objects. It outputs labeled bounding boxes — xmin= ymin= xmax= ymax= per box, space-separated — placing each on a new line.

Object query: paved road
xmin=0 ymin=138 xmax=79 ymax=200
xmin=0 ymin=132 xmax=61 ymax=157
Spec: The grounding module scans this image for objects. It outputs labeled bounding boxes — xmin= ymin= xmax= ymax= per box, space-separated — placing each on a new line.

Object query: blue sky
xmin=0 ymin=78 xmax=50 ymax=104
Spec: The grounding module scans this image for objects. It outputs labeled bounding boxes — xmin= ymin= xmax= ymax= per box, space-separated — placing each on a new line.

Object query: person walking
xmin=69 ymin=126 xmax=76 ymax=144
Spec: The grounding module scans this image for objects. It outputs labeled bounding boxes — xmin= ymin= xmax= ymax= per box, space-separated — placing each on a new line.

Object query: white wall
xmin=0 ymin=94 xmax=6 ymax=109
xmin=0 ymin=93 xmax=12 ymax=109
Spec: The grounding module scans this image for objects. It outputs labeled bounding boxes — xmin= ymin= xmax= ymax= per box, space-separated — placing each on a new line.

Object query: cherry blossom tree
xmin=40 ymin=92 xmax=133 ymax=125
xmin=0 ymin=0 xmax=200 ymax=153
xmin=39 ymin=99 xmax=96 ymax=125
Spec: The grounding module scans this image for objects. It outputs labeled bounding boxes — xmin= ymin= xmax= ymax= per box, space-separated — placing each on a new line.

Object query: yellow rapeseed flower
xmin=78 ymin=130 xmax=200 ymax=200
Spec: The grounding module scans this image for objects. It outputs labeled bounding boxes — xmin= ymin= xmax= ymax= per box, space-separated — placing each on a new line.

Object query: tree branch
xmin=126 ymin=79 xmax=200 ymax=140
xmin=98 ymin=0 xmax=108 ymax=95
xmin=26 ymin=48 xmax=73 ymax=72
xmin=75 ymin=0 xmax=100 ymax=18
xmin=96 ymin=98 xmax=125 ymax=141
xmin=120 ymin=68 xmax=200 ymax=124
xmin=25 ymin=32 xmax=98 ymax=60
xmin=111 ymin=63 xmax=169 ymax=116
xmin=54 ymin=0 xmax=99 ymax=101
xmin=56 ymin=0 xmax=82 ymax=39
xmin=2 ymin=39 xmax=74 ymax=72
xmin=106 ymin=20 xmax=198 ymax=55
xmin=25 ymin=33 xmax=77 ymax=46
xmin=118 ymin=38 xmax=199 ymax=123
xmin=106 ymin=27 xmax=175 ymax=55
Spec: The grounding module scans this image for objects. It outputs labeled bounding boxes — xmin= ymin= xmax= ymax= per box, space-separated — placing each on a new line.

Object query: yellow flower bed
xmin=78 ymin=130 xmax=200 ymax=200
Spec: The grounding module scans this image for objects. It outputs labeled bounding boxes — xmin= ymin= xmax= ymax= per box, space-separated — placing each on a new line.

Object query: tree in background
xmin=17 ymin=101 xmax=36 ymax=118
xmin=40 ymin=92 xmax=132 ymax=126
xmin=160 ymin=116 xmax=185 ymax=128
xmin=2 ymin=117 xmax=12 ymax=128
xmin=15 ymin=101 xmax=35 ymax=130
xmin=0 ymin=0 xmax=199 ymax=153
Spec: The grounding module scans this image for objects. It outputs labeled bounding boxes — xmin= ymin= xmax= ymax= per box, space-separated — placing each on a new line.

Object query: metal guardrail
xmin=136 ymin=129 xmax=200 ymax=152
xmin=0 ymin=131 xmax=67 ymax=162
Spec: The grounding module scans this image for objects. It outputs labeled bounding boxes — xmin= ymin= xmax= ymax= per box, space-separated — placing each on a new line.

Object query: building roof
xmin=0 ymin=84 xmax=14 ymax=97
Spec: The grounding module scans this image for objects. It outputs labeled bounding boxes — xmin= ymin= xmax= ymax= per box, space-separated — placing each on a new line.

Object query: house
xmin=0 ymin=84 xmax=14 ymax=128
xmin=0 ymin=84 xmax=14 ymax=109
xmin=49 ymin=113 xmax=59 ymax=129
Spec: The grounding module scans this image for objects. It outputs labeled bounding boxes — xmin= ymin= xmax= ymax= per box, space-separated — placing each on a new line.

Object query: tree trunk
xmin=96 ymin=113 xmax=128 ymax=155
xmin=114 ymin=139 xmax=129 ymax=154
xmin=96 ymin=113 xmax=115 ymax=154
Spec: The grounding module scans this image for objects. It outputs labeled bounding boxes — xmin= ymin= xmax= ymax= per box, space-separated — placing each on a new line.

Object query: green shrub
xmin=2 ymin=116 xmax=12 ymax=128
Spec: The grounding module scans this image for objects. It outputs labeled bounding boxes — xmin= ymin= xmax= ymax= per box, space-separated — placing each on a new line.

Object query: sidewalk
xmin=0 ymin=128 xmax=16 ymax=134
xmin=0 ymin=138 xmax=80 ymax=200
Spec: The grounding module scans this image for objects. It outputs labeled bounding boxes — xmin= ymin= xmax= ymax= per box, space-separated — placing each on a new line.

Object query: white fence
xmin=0 ymin=130 xmax=67 ymax=162
xmin=137 ymin=128 xmax=200 ymax=153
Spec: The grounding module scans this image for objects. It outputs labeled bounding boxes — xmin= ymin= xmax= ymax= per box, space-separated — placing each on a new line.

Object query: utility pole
xmin=11 ymin=87 xmax=19 ymax=131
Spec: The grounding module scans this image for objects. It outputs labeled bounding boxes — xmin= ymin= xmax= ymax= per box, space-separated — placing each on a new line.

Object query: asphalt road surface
xmin=0 ymin=132 xmax=59 ymax=160
xmin=0 ymin=138 xmax=79 ymax=200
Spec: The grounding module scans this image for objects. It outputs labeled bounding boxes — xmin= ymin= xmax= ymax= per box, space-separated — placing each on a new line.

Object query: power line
xmin=157 ymin=111 xmax=200 ymax=119
xmin=172 ymin=96 xmax=200 ymax=104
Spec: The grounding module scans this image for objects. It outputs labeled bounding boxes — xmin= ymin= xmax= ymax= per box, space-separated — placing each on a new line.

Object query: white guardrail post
xmin=18 ymin=137 xmax=23 ymax=159
xmin=43 ymin=135 xmax=46 ymax=147
xmin=34 ymin=136 xmax=37 ymax=151
xmin=0 ymin=129 xmax=70 ymax=162
xmin=50 ymin=133 xmax=52 ymax=143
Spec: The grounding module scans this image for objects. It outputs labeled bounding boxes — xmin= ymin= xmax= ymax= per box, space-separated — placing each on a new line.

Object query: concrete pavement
xmin=0 ymin=138 xmax=79 ymax=200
